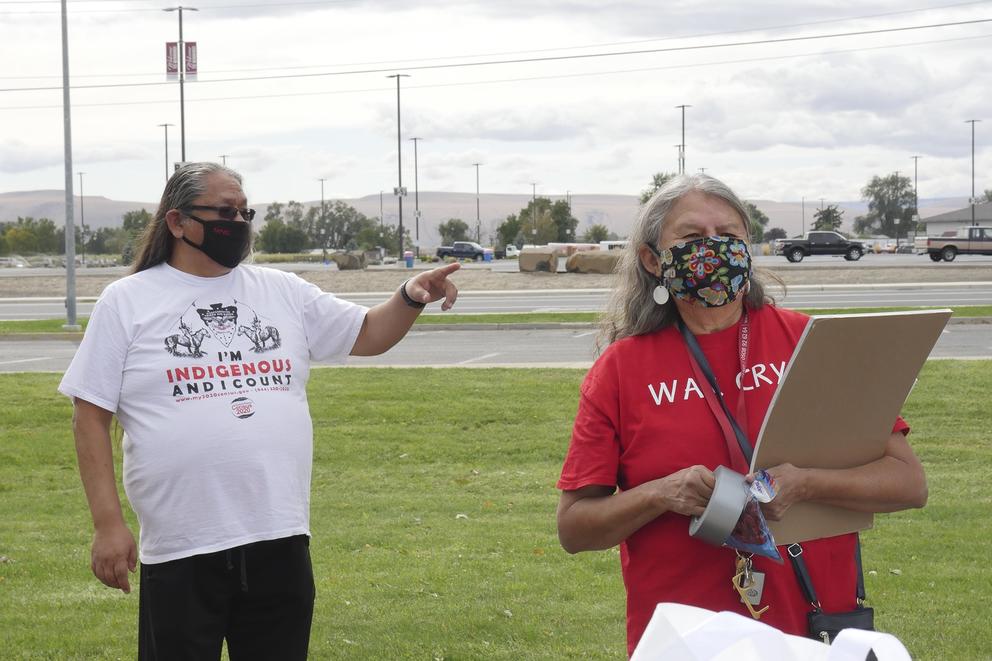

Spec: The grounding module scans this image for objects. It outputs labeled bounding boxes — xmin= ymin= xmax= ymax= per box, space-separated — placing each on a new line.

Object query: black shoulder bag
xmin=679 ymin=317 xmax=875 ymax=644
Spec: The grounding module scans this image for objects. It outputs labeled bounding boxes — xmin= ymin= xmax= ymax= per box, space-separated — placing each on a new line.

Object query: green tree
xmin=120 ymin=209 xmax=154 ymax=265
xmin=639 ymin=172 xmax=677 ymax=205
xmin=314 ymin=201 xmax=373 ymax=250
xmin=550 ymin=200 xmax=579 ymax=242
xmin=853 ymin=174 xmax=916 ymax=238
xmin=765 ymin=227 xmax=787 ymax=241
xmin=812 ymin=204 xmax=844 ymax=231
xmin=582 ymin=224 xmax=611 ymax=243
xmin=1 ymin=217 xmax=59 ymax=254
xmin=255 ymin=218 xmax=308 ymax=253
xmin=983 ymin=189 xmax=992 ymax=203
xmin=512 ymin=198 xmax=559 ymax=244
xmin=742 ymin=201 xmax=769 ymax=243
xmin=437 ymin=218 xmax=470 ymax=244
xmin=496 ymin=214 xmax=522 ymax=249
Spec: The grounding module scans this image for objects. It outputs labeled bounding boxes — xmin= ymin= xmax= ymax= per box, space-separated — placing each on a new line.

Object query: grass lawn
xmin=0 ymin=305 xmax=990 ymax=334
xmin=1 ymin=365 xmax=990 ymax=659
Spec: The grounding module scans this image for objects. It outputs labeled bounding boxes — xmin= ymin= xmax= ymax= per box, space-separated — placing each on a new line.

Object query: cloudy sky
xmin=1 ymin=0 xmax=990 ymax=207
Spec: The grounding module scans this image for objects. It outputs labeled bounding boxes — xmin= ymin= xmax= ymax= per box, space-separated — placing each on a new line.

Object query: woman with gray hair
xmin=60 ymin=162 xmax=460 ymax=659
xmin=555 ymin=174 xmax=927 ymax=655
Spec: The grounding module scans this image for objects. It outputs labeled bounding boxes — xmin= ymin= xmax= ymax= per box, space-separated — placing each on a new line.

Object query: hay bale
xmin=518 ymin=249 xmax=556 ymax=273
xmin=565 ymin=250 xmax=620 ymax=274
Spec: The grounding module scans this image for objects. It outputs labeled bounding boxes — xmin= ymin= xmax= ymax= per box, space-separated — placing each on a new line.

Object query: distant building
xmin=921 ymin=203 xmax=992 ymax=235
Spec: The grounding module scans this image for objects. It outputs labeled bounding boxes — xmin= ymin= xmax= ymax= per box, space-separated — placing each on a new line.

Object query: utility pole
xmin=78 ymin=171 xmax=86 ymax=266
xmin=911 ymin=155 xmax=922 ymax=240
xmin=164 ymin=6 xmax=198 ymax=162
xmin=386 ymin=74 xmax=410 ymax=256
xmin=801 ymin=196 xmax=806 ymax=236
xmin=966 ymin=120 xmax=981 ymax=226
xmin=60 ymin=0 xmax=79 ymax=330
xmin=219 ymin=154 xmax=229 ymax=166
xmin=158 ymin=123 xmax=173 ymax=183
xmin=675 ymin=104 xmax=691 ymax=174
xmin=379 ymin=190 xmax=384 ymax=235
xmin=410 ymin=137 xmax=421 ymax=248
xmin=530 ymin=183 xmax=538 ymax=241
xmin=473 ymin=162 xmax=481 ymax=242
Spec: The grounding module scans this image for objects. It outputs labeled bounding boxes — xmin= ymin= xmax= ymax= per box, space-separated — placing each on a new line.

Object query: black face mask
xmin=182 ymin=215 xmax=251 ymax=268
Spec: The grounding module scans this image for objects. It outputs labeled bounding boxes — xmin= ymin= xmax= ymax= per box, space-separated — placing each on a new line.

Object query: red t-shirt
xmin=558 ymin=304 xmax=908 ymax=654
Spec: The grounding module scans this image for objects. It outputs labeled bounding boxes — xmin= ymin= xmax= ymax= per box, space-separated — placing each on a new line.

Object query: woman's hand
xmin=406 ymin=262 xmax=460 ymax=311
xmin=749 ymin=463 xmax=808 ymax=521
xmin=654 ymin=465 xmax=716 ymax=518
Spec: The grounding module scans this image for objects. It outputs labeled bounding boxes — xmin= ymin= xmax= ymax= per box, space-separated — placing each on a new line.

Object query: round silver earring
xmin=652 ymin=285 xmax=670 ymax=305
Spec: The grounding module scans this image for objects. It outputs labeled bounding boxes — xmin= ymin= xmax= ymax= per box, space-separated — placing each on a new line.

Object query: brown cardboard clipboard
xmin=749 ymin=308 xmax=952 ymax=545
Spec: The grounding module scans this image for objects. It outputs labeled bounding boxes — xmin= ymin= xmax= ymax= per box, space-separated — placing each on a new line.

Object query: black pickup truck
xmin=436 ymin=241 xmax=486 ymax=261
xmin=774 ymin=231 xmax=865 ymax=263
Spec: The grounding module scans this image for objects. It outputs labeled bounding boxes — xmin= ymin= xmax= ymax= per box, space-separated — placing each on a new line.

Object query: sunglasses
xmin=183 ymin=205 xmax=256 ymax=221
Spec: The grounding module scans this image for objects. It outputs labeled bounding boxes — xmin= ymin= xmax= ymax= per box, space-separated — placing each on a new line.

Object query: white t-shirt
xmin=59 ymin=263 xmax=368 ymax=564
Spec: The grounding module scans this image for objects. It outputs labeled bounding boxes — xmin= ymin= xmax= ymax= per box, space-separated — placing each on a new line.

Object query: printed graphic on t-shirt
xmin=162 ymin=298 xmax=293 ymax=405
xmin=645 ymin=361 xmax=787 ymax=406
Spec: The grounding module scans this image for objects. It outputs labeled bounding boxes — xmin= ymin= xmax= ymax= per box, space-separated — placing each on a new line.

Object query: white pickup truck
xmin=915 ymin=226 xmax=992 ymax=262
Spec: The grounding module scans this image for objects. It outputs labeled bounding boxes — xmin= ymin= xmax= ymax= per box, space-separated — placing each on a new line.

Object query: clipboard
xmin=749 ymin=308 xmax=952 ymax=545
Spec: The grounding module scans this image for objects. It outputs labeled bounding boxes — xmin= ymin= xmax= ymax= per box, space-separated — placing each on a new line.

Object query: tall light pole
xmin=60 ymin=0 xmax=79 ymax=330
xmin=473 ymin=162 xmax=481 ymax=242
xmin=379 ymin=190 xmax=384 ymax=236
xmin=966 ymin=119 xmax=981 ymax=226
xmin=410 ymin=137 xmax=421 ymax=247
xmin=911 ymin=155 xmax=921 ymax=237
xmin=530 ymin=182 xmax=538 ymax=241
xmin=801 ymin=196 xmax=806 ymax=236
xmin=675 ymin=104 xmax=691 ymax=174
xmin=386 ymin=74 xmax=410 ymax=256
xmin=219 ymin=154 xmax=229 ymax=166
xmin=317 ymin=177 xmax=327 ymax=255
xmin=163 ymin=6 xmax=197 ymax=162
xmin=77 ymin=171 xmax=86 ymax=266
xmin=157 ymin=123 xmax=173 ymax=182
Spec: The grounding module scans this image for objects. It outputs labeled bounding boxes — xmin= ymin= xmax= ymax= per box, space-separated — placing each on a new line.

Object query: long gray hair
xmin=596 ymin=174 xmax=778 ymax=353
xmin=131 ymin=162 xmax=245 ymax=273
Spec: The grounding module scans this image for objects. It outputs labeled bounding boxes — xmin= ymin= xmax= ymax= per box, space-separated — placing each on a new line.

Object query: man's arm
xmin=72 ymin=398 xmax=137 ymax=593
xmin=757 ymin=431 xmax=928 ymax=520
xmin=351 ymin=262 xmax=460 ymax=356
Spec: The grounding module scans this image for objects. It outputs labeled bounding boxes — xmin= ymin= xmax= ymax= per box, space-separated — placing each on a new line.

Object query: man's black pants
xmin=138 ymin=535 xmax=314 ymax=661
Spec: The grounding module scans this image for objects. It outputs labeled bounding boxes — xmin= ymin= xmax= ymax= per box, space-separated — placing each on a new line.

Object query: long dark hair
xmin=131 ymin=162 xmax=243 ymax=273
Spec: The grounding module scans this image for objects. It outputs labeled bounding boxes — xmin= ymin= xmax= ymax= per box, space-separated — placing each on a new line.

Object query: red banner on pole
xmin=166 ymin=42 xmax=178 ymax=80
xmin=184 ymin=42 xmax=198 ymax=79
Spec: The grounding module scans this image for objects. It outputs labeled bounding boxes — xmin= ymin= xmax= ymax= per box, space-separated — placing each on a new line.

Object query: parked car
xmin=915 ymin=226 xmax=992 ymax=262
xmin=436 ymin=241 xmax=485 ymax=261
xmin=774 ymin=231 xmax=865 ymax=262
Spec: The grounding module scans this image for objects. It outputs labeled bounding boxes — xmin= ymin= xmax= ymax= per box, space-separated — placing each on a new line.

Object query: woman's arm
xmin=73 ymin=398 xmax=137 ymax=593
xmin=557 ymin=466 xmax=716 ymax=553
xmin=350 ymin=262 xmax=460 ymax=356
xmin=758 ymin=431 xmax=927 ymax=520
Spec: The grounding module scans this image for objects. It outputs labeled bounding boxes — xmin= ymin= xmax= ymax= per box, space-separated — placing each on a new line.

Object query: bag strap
xmin=678 ymin=319 xmax=753 ymax=466
xmin=677 ymin=314 xmax=867 ymax=608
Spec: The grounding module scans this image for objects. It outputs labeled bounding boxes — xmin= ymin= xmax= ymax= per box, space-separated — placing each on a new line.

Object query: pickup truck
xmin=436 ymin=241 xmax=485 ymax=261
xmin=915 ymin=226 xmax=992 ymax=262
xmin=774 ymin=231 xmax=865 ymax=263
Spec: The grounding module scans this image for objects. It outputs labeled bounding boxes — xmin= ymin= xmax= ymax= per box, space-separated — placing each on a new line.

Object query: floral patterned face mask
xmin=645 ymin=236 xmax=751 ymax=307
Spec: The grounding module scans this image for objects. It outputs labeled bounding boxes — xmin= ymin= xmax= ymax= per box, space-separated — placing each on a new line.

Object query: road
xmin=3 ymin=281 xmax=992 ymax=319
xmin=2 ymin=322 xmax=989 ymax=373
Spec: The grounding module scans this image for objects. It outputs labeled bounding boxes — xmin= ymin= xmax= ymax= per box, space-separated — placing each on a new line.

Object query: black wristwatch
xmin=400 ymin=279 xmax=426 ymax=309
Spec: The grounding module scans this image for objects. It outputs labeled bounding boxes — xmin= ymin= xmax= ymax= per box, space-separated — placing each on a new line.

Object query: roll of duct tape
xmin=688 ymin=465 xmax=750 ymax=546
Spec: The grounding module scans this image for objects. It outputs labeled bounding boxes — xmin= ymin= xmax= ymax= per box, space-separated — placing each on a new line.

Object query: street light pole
xmin=530 ymin=182 xmax=537 ymax=241
xmin=164 ymin=6 xmax=198 ymax=162
xmin=157 ymin=123 xmax=173 ymax=182
xmin=78 ymin=171 xmax=86 ymax=266
xmin=60 ymin=0 xmax=79 ymax=330
xmin=317 ymin=177 xmax=327 ymax=255
xmin=219 ymin=154 xmax=229 ymax=166
xmin=801 ymin=196 xmax=805 ymax=236
xmin=675 ymin=104 xmax=691 ymax=174
xmin=386 ymin=74 xmax=410 ymax=257
xmin=911 ymin=155 xmax=921 ymax=237
xmin=475 ymin=164 xmax=483 ymax=242
xmin=966 ymin=119 xmax=981 ymax=226
xmin=410 ymin=137 xmax=421 ymax=246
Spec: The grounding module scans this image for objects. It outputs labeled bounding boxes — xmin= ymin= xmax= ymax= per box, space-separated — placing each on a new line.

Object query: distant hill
xmin=0 ymin=190 xmax=969 ymax=246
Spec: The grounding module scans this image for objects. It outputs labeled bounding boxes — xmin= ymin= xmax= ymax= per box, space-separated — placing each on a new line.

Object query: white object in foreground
xmin=631 ymin=603 xmax=911 ymax=661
